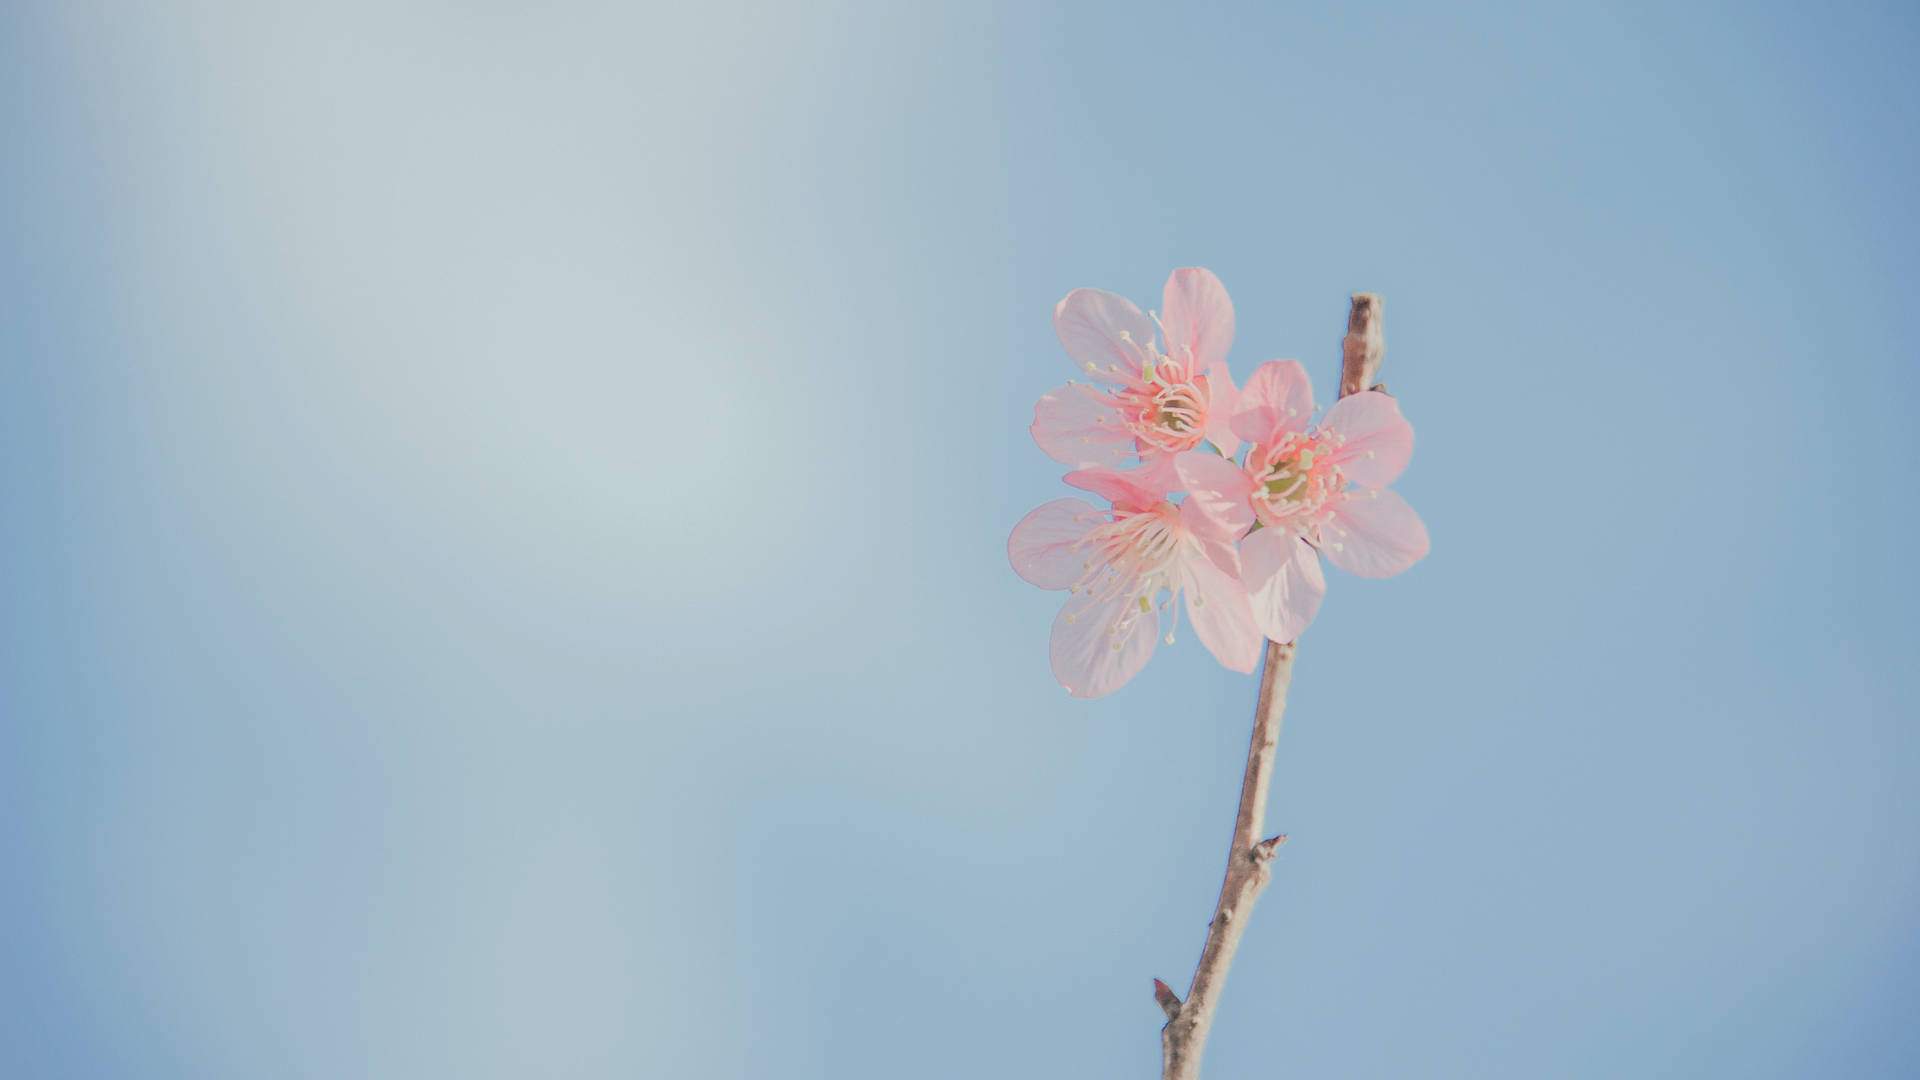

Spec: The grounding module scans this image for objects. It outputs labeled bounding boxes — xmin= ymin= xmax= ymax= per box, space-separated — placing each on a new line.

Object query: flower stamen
xmin=1248 ymin=428 xmax=1347 ymax=541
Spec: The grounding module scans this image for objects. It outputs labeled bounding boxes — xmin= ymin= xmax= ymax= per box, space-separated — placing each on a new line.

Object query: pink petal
xmin=1051 ymin=590 xmax=1158 ymax=698
xmin=1064 ymin=459 xmax=1175 ymax=512
xmin=1201 ymin=362 xmax=1241 ymax=458
xmin=1178 ymin=493 xmax=1245 ymax=580
xmin=1191 ymin=530 xmax=1242 ymax=580
xmin=1323 ymin=489 xmax=1429 ymax=578
xmin=1231 ymin=360 xmax=1315 ymax=447
xmin=1129 ymin=453 xmax=1181 ymax=494
xmin=1160 ymin=268 xmax=1235 ymax=372
xmin=1182 ymin=556 xmax=1262 ymax=674
xmin=1174 ymin=450 xmax=1256 ymax=541
xmin=1055 ymin=288 xmax=1155 ymax=382
xmin=1008 ymin=498 xmax=1097 ymax=590
xmin=1031 ymin=384 xmax=1131 ymax=468
xmin=1241 ymin=528 xmax=1326 ymax=643
xmin=1321 ymin=391 xmax=1414 ymax=489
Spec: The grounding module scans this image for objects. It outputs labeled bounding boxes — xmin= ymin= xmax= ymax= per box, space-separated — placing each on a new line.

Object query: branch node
xmin=1153 ymin=978 xmax=1183 ymax=1021
xmin=1251 ymin=834 xmax=1289 ymax=863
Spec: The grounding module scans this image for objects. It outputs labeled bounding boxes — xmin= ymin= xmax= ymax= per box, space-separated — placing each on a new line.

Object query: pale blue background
xmin=4 ymin=2 xmax=1916 ymax=1077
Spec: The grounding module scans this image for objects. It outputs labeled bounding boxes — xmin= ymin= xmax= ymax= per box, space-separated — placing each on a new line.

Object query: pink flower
xmin=1176 ymin=360 xmax=1429 ymax=644
xmin=1031 ymin=268 xmax=1242 ymax=469
xmin=1007 ymin=459 xmax=1262 ymax=698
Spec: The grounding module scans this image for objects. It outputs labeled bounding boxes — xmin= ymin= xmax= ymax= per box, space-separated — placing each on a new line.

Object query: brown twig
xmin=1340 ymin=293 xmax=1385 ymax=397
xmin=1157 ymin=293 xmax=1385 ymax=1079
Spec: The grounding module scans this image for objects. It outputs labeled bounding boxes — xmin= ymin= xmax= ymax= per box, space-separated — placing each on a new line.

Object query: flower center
xmin=1115 ymin=361 xmax=1210 ymax=454
xmin=1066 ymin=502 xmax=1190 ymax=649
xmin=1251 ymin=431 xmax=1343 ymax=533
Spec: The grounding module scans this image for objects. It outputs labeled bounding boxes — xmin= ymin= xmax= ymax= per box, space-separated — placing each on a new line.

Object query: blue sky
xmin=4 ymin=1 xmax=1917 ymax=1077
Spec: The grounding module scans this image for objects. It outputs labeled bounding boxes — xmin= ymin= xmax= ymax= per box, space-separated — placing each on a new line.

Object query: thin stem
xmin=1159 ymin=640 xmax=1295 ymax=1080
xmin=1157 ymin=294 xmax=1385 ymax=1079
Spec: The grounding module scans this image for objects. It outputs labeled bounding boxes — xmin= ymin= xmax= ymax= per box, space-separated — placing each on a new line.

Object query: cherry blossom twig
xmin=1340 ymin=293 xmax=1386 ymax=398
xmin=1157 ymin=294 xmax=1385 ymax=1080
xmin=1156 ymin=639 xmax=1295 ymax=1079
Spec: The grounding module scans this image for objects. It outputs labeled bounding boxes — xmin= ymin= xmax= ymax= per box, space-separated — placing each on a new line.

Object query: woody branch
xmin=1155 ymin=293 xmax=1385 ymax=1080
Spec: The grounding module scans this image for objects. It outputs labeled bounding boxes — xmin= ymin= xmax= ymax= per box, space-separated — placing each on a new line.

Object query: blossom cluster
xmin=1008 ymin=269 xmax=1429 ymax=698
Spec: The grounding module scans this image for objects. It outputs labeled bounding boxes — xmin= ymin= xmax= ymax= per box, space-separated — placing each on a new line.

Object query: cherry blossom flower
xmin=1007 ymin=459 xmax=1261 ymax=698
xmin=1176 ymin=360 xmax=1428 ymax=644
xmin=1031 ymin=268 xmax=1242 ymax=469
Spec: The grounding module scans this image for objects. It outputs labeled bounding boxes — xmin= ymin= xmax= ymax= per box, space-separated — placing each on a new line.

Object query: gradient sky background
xmin=4 ymin=2 xmax=1917 ymax=1077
